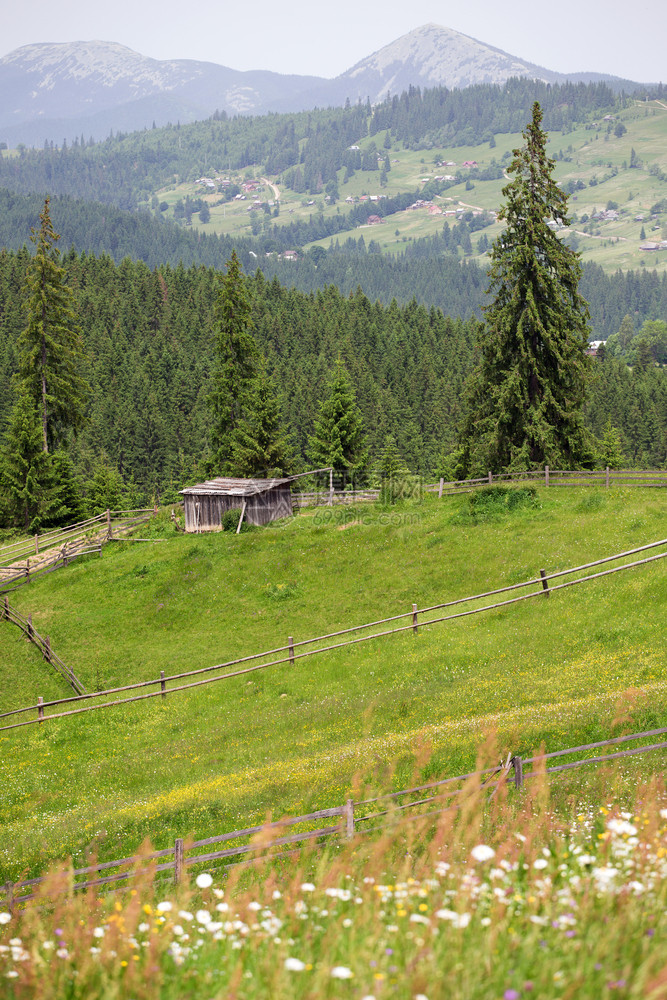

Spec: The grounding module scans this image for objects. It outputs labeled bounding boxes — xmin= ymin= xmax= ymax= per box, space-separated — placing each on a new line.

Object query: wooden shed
xmin=180 ymin=477 xmax=294 ymax=532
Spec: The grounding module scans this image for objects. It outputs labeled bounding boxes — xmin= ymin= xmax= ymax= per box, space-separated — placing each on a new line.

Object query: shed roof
xmin=180 ymin=477 xmax=293 ymax=498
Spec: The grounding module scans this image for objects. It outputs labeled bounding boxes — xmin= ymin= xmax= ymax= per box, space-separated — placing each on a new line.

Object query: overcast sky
xmin=2 ymin=0 xmax=665 ymax=83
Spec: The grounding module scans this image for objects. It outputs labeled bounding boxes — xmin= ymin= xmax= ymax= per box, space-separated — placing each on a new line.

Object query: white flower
xmin=607 ymin=818 xmax=637 ymax=837
xmin=533 ymin=858 xmax=548 ymax=870
xmin=195 ymin=873 xmax=213 ymax=889
xmin=272 ymin=890 xmax=282 ymax=900
xmin=0 ymin=913 xmax=11 ymax=925
xmin=435 ymin=909 xmax=470 ymax=928
xmin=195 ymin=910 xmax=211 ymax=925
xmin=410 ymin=914 xmax=430 ymax=925
xmin=178 ymin=910 xmax=193 ymax=921
xmin=471 ymin=845 xmax=495 ymax=863
xmin=415 ymin=994 xmax=430 ymax=1000
xmin=300 ymin=883 xmax=316 ymax=892
xmin=156 ymin=901 xmax=172 ymax=912
xmin=331 ymin=966 xmax=354 ymax=979
xmin=577 ymin=854 xmax=596 ymax=866
xmin=92 ymin=927 xmax=105 ymax=938
xmin=660 ymin=809 xmax=667 ymax=820
xmin=284 ymin=957 xmax=306 ymax=971
xmin=248 ymin=901 xmax=261 ymax=911
xmin=138 ymin=922 xmax=150 ymax=933
xmin=216 ymin=902 xmax=229 ymax=913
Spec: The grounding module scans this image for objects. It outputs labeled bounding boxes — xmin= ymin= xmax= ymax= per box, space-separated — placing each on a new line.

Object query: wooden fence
xmin=2 ymin=536 xmax=665 ymax=733
xmin=293 ymin=468 xmax=667 ymax=507
xmin=1 ymin=599 xmax=85 ymax=695
xmin=0 ymin=509 xmax=155 ymax=594
xmin=2 ymin=725 xmax=665 ymax=911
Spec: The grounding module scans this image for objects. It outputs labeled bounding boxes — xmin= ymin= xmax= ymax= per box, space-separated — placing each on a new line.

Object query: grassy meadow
xmin=0 ymin=485 xmax=666 ymax=888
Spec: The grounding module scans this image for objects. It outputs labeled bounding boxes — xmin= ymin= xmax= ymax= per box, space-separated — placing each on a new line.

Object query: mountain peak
xmin=338 ymin=23 xmax=553 ymax=100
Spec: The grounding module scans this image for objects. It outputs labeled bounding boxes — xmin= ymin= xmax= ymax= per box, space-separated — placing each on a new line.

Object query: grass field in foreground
xmin=0 ymin=486 xmax=665 ymax=882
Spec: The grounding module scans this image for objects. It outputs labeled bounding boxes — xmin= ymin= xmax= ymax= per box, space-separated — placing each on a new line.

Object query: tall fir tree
xmin=207 ymin=251 xmax=259 ymax=473
xmin=18 ymin=198 xmax=90 ymax=454
xmin=0 ymin=389 xmax=56 ymax=531
xmin=458 ymin=102 xmax=594 ymax=474
xmin=230 ymin=360 xmax=294 ymax=478
xmin=308 ymin=360 xmax=368 ymax=488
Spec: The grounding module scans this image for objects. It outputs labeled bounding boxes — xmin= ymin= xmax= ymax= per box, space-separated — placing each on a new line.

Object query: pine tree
xmin=598 ymin=419 xmax=625 ymax=470
xmin=308 ymin=360 xmax=367 ymax=488
xmin=230 ymin=360 xmax=294 ymax=478
xmin=458 ymin=102 xmax=594 ymax=474
xmin=19 ymin=198 xmax=90 ymax=454
xmin=0 ymin=389 xmax=55 ymax=531
xmin=207 ymin=251 xmax=259 ymax=472
xmin=377 ymin=434 xmax=409 ymax=504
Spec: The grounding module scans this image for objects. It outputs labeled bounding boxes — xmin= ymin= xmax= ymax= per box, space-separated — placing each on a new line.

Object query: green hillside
xmin=1 ymin=485 xmax=665 ymax=882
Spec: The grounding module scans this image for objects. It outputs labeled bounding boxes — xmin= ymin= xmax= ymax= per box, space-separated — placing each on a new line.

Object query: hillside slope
xmin=1 ymin=486 xmax=665 ymax=881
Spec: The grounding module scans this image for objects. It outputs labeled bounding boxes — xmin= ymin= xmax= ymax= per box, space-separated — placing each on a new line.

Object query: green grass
xmin=0 ymin=486 xmax=666 ymax=882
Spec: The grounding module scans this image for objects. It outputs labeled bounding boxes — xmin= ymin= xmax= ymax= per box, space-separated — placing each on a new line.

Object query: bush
xmin=221 ymin=507 xmax=254 ymax=532
xmin=467 ymin=485 xmax=538 ymax=519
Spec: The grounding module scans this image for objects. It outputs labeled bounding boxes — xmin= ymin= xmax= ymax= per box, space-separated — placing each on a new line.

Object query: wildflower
xmin=504 ymin=991 xmax=521 ymax=1000
xmin=533 ymin=859 xmax=548 ymax=870
xmin=195 ymin=873 xmax=213 ymax=889
xmin=196 ymin=910 xmax=211 ymax=925
xmin=156 ymin=901 xmax=172 ymax=912
xmin=0 ymin=913 xmax=11 ymax=925
xmin=300 ymin=883 xmax=316 ymax=892
xmin=284 ymin=957 xmax=306 ymax=971
xmin=178 ymin=911 xmax=194 ymax=921
xmin=607 ymin=818 xmax=637 ymax=837
xmin=471 ymin=845 xmax=495 ymax=863
xmin=92 ymin=927 xmax=105 ymax=938
xmin=331 ymin=966 xmax=354 ymax=979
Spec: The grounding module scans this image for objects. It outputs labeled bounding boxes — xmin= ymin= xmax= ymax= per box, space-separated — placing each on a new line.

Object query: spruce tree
xmin=308 ymin=360 xmax=367 ymax=488
xmin=230 ymin=360 xmax=293 ymax=478
xmin=458 ymin=102 xmax=594 ymax=474
xmin=207 ymin=251 xmax=259 ymax=472
xmin=0 ymin=389 xmax=55 ymax=531
xmin=19 ymin=198 xmax=90 ymax=454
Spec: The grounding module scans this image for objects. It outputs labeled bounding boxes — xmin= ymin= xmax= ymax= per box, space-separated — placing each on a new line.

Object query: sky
xmin=2 ymin=0 xmax=665 ymax=83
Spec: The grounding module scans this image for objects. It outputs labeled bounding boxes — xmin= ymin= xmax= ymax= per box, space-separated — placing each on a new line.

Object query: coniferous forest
xmin=0 ymin=245 xmax=665 ymax=520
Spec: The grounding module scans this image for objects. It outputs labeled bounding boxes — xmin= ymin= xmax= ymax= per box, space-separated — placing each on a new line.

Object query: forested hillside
xmin=0 ymin=248 xmax=665 ymax=507
xmin=2 ymin=189 xmax=667 ymax=338
xmin=0 ymin=80 xmax=626 ymax=208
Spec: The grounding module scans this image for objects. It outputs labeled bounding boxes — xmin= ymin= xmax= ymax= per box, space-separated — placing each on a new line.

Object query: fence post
xmin=511 ymin=756 xmax=524 ymax=789
xmin=329 ymin=469 xmax=334 ymax=507
xmin=27 ymin=613 xmax=33 ymax=639
xmin=26 ymin=559 xmax=30 ymax=584
xmin=37 ymin=696 xmax=44 ymax=723
xmin=160 ymin=670 xmax=166 ymax=699
xmin=3 ymin=882 xmax=14 ymax=915
xmin=342 ymin=798 xmax=355 ymax=839
xmin=288 ymin=637 xmax=295 ymax=666
xmin=62 ymin=543 xmax=68 ymax=568
xmin=412 ymin=604 xmax=418 ymax=634
xmin=438 ymin=477 xmax=444 ymax=499
xmin=605 ymin=466 xmax=610 ymax=490
xmin=106 ymin=509 xmax=112 ymax=540
xmin=488 ymin=470 xmax=492 ymax=484
xmin=545 ymin=466 xmax=549 ymax=487
xmin=35 ymin=534 xmax=39 ymax=555
xmin=174 ymin=838 xmax=184 ymax=884
xmin=539 ymin=570 xmax=550 ymax=597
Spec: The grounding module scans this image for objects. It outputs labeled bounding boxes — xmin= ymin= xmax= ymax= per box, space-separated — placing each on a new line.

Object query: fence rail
xmin=2 ymin=537 xmax=665 ymax=732
xmin=429 ymin=466 xmax=667 ymax=496
xmin=0 ymin=510 xmax=154 ymax=594
xmin=2 ymin=726 xmax=664 ymax=910
xmin=0 ymin=599 xmax=85 ymax=695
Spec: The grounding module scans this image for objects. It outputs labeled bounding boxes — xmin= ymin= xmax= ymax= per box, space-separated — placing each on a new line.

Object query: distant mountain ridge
xmin=0 ymin=26 xmax=643 ymax=147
